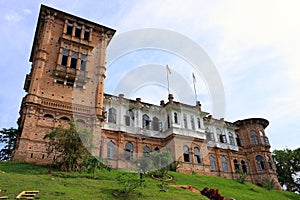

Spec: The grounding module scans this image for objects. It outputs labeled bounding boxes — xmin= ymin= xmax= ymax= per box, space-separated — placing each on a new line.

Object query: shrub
xmin=201 ymin=187 xmax=224 ymax=200
xmin=262 ymin=177 xmax=276 ymax=190
xmin=116 ymin=173 xmax=145 ymax=197
xmin=236 ymin=168 xmax=248 ymax=184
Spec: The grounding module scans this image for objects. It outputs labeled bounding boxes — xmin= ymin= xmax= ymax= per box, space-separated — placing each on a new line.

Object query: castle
xmin=12 ymin=5 xmax=280 ymax=188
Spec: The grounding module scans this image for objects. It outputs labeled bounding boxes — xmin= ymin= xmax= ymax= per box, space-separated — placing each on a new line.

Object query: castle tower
xmin=12 ymin=5 xmax=115 ymax=163
xmin=234 ymin=118 xmax=281 ymax=189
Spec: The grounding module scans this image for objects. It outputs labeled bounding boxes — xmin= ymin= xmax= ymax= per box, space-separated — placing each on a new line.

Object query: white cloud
xmin=5 ymin=12 xmax=22 ymax=22
xmin=23 ymin=9 xmax=32 ymax=15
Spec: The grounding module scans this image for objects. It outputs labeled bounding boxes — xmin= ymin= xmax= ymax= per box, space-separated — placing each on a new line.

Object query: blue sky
xmin=0 ymin=0 xmax=299 ymax=150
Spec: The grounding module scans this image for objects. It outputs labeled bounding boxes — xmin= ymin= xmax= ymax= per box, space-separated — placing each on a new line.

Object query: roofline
xmin=233 ymin=118 xmax=269 ymax=128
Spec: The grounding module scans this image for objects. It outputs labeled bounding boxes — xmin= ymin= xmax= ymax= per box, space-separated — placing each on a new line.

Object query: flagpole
xmin=192 ymin=73 xmax=198 ymax=103
xmin=166 ymin=65 xmax=170 ymax=95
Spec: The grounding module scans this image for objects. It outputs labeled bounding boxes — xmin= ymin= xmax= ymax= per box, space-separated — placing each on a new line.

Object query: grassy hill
xmin=0 ymin=162 xmax=299 ymax=200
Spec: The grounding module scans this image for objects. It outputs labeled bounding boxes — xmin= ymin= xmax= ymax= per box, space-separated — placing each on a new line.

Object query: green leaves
xmin=273 ymin=148 xmax=300 ymax=192
xmin=43 ymin=119 xmax=93 ymax=172
xmin=0 ymin=127 xmax=19 ymax=161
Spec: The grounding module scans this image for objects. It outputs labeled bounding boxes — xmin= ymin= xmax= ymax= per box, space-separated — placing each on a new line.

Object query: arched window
xmin=197 ymin=117 xmax=201 ymax=129
xmin=154 ymin=147 xmax=160 ymax=152
xmin=228 ymin=132 xmax=235 ymax=145
xmin=234 ymin=159 xmax=240 ymax=171
xmin=194 ymin=147 xmax=201 ymax=164
xmin=183 ymin=114 xmax=188 ymax=128
xmin=60 ymin=116 xmax=70 ymax=121
xmin=174 ymin=112 xmax=178 ymax=124
xmin=190 ymin=116 xmax=195 ymax=130
xmin=266 ymin=155 xmax=273 ymax=170
xmin=107 ymin=140 xmax=115 ymax=159
xmin=125 ymin=142 xmax=134 ymax=161
xmin=143 ymin=145 xmax=150 ymax=153
xmin=108 ymin=108 xmax=116 ymax=123
xmin=142 ymin=114 xmax=150 ymax=129
xmin=152 ymin=117 xmax=160 ymax=131
xmin=210 ymin=156 xmax=217 ymax=171
xmin=250 ymin=130 xmax=259 ymax=145
xmin=125 ymin=109 xmax=134 ymax=126
xmin=241 ymin=160 xmax=248 ymax=173
xmin=44 ymin=114 xmax=54 ymax=119
xmin=183 ymin=145 xmax=190 ymax=162
xmin=256 ymin=155 xmax=266 ymax=170
xmin=221 ymin=156 xmax=229 ymax=172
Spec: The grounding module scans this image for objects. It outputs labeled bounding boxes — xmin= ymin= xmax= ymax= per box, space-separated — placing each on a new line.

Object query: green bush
xmin=262 ymin=176 xmax=276 ymax=190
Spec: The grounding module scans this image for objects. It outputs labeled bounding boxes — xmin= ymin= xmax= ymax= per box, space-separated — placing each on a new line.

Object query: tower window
xmin=228 ymin=132 xmax=235 ymax=145
xmin=107 ymin=140 xmax=115 ymax=159
xmin=70 ymin=52 xmax=78 ymax=69
xmin=66 ymin=20 xmax=73 ymax=35
xmin=75 ymin=24 xmax=82 ymax=38
xmin=250 ymin=130 xmax=259 ymax=145
xmin=84 ymin=27 xmax=90 ymax=40
xmin=61 ymin=49 xmax=68 ymax=66
xmin=80 ymin=55 xmax=87 ymax=71
xmin=152 ymin=117 xmax=160 ymax=131
xmin=256 ymin=155 xmax=266 ymax=170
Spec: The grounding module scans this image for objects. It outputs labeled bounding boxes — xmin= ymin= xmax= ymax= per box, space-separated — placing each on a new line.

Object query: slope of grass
xmin=0 ymin=162 xmax=299 ymax=200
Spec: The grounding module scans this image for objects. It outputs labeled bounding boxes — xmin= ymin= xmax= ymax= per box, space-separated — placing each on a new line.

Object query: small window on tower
xmin=84 ymin=27 xmax=90 ymax=40
xmin=61 ymin=49 xmax=68 ymax=66
xmin=75 ymin=24 xmax=82 ymax=38
xmin=80 ymin=55 xmax=87 ymax=71
xmin=66 ymin=20 xmax=73 ymax=35
xmin=70 ymin=52 xmax=78 ymax=69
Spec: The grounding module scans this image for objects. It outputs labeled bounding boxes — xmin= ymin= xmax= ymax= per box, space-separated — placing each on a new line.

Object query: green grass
xmin=0 ymin=162 xmax=299 ymax=200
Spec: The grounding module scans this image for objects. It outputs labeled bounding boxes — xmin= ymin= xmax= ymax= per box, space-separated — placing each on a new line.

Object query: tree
xmin=273 ymin=148 xmax=300 ymax=192
xmin=43 ymin=120 xmax=93 ymax=172
xmin=0 ymin=128 xmax=19 ymax=161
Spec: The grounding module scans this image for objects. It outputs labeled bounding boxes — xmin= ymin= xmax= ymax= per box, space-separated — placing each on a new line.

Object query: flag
xmin=192 ymin=73 xmax=196 ymax=83
xmin=166 ymin=65 xmax=171 ymax=74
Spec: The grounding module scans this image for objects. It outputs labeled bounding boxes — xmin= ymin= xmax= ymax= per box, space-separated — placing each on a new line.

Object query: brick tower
xmin=12 ymin=5 xmax=115 ymax=163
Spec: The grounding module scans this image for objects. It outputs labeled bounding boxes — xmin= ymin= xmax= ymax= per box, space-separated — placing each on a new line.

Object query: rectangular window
xmin=70 ymin=52 xmax=78 ymax=69
xmin=84 ymin=27 xmax=90 ymax=40
xmin=66 ymin=21 xmax=73 ymax=35
xmin=220 ymin=135 xmax=227 ymax=143
xmin=80 ymin=55 xmax=87 ymax=71
xmin=183 ymin=114 xmax=188 ymax=129
xmin=75 ymin=24 xmax=82 ymax=38
xmin=61 ymin=49 xmax=68 ymax=66
xmin=191 ymin=116 xmax=195 ymax=130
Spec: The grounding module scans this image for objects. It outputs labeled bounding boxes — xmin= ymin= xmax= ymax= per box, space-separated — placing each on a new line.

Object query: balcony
xmin=53 ymin=65 xmax=89 ymax=84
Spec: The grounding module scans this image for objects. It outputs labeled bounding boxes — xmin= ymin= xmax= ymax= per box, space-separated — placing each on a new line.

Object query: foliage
xmin=262 ymin=177 xmax=276 ymax=191
xmin=169 ymin=159 xmax=182 ymax=172
xmin=273 ymin=148 xmax=300 ymax=192
xmin=200 ymin=187 xmax=224 ymax=200
xmin=83 ymin=156 xmax=111 ymax=179
xmin=0 ymin=128 xmax=19 ymax=161
xmin=43 ymin=120 xmax=93 ymax=172
xmin=116 ymin=172 xmax=145 ymax=198
xmin=236 ymin=168 xmax=248 ymax=184
xmin=135 ymin=149 xmax=173 ymax=178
